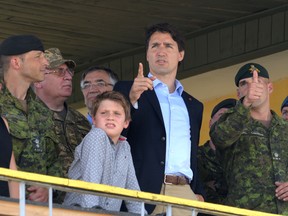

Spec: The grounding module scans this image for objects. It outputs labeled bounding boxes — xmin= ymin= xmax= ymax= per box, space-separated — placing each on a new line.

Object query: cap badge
xmin=249 ymin=65 xmax=260 ymax=73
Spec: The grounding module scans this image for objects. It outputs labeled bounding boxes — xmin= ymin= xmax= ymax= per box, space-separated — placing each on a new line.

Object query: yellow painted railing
xmin=0 ymin=168 xmax=280 ymax=216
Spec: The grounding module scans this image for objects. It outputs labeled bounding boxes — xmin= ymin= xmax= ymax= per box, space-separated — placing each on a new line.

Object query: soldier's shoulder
xmin=67 ymin=107 xmax=90 ymax=127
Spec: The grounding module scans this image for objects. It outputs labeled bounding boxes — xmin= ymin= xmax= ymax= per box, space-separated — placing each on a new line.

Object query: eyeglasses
xmin=81 ymin=80 xmax=114 ymax=90
xmin=45 ymin=68 xmax=74 ymax=77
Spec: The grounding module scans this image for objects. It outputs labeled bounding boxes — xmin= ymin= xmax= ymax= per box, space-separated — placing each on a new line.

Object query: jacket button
xmin=160 ymin=161 xmax=164 ymax=165
xmin=161 ymin=137 xmax=166 ymax=141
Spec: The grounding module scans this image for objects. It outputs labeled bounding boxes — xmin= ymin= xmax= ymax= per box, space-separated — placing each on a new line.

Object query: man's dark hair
xmin=81 ymin=65 xmax=119 ymax=85
xmin=145 ymin=23 xmax=185 ymax=52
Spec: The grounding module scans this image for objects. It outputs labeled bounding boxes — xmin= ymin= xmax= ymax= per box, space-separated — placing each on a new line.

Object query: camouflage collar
xmin=0 ymin=81 xmax=35 ymax=101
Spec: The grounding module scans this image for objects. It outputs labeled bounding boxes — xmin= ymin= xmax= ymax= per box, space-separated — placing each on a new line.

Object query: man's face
xmin=237 ymin=76 xmax=272 ymax=107
xmin=81 ymin=70 xmax=114 ymax=112
xmin=146 ymin=32 xmax=184 ymax=77
xmin=20 ymin=50 xmax=48 ymax=83
xmin=92 ymin=99 xmax=129 ymax=144
xmin=40 ymin=63 xmax=73 ymax=99
xmin=282 ymin=107 xmax=288 ymax=121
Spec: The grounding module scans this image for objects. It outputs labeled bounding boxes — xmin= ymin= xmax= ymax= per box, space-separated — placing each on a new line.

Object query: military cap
xmin=281 ymin=96 xmax=288 ymax=111
xmin=44 ymin=48 xmax=76 ymax=69
xmin=0 ymin=35 xmax=44 ymax=55
xmin=235 ymin=63 xmax=269 ymax=86
xmin=211 ymin=98 xmax=237 ymax=118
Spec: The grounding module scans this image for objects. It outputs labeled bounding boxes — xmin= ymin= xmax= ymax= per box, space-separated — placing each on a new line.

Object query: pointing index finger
xmin=137 ymin=63 xmax=144 ymax=78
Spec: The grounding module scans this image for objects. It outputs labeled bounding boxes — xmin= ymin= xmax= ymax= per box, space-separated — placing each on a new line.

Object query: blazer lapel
xmin=145 ymin=90 xmax=164 ymax=124
xmin=182 ymin=92 xmax=195 ymax=129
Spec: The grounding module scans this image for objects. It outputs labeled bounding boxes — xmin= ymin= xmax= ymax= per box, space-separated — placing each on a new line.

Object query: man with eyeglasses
xmin=281 ymin=96 xmax=288 ymax=121
xmin=80 ymin=66 xmax=119 ymax=124
xmin=34 ymin=48 xmax=90 ymax=178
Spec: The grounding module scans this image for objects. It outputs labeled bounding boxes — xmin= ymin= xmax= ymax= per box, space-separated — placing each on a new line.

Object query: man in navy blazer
xmin=114 ymin=23 xmax=204 ymax=215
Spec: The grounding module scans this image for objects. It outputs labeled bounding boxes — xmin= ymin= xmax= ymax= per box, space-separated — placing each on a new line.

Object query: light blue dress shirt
xmin=87 ymin=113 xmax=93 ymax=125
xmin=149 ymin=73 xmax=193 ymax=181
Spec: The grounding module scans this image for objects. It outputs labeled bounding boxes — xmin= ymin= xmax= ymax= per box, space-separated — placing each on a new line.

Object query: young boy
xmin=64 ymin=91 xmax=145 ymax=213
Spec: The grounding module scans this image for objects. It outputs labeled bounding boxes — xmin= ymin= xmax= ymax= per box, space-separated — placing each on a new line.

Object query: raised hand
xmin=243 ymin=70 xmax=264 ymax=107
xmin=129 ymin=63 xmax=156 ymax=105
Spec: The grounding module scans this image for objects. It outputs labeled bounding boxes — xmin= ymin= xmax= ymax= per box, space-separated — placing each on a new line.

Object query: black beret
xmin=235 ymin=63 xmax=269 ymax=87
xmin=211 ymin=98 xmax=237 ymax=118
xmin=0 ymin=35 xmax=44 ymax=56
xmin=281 ymin=96 xmax=288 ymax=111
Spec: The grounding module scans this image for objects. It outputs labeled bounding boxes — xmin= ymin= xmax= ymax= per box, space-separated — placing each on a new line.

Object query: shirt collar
xmin=87 ymin=113 xmax=93 ymax=125
xmin=148 ymin=72 xmax=184 ymax=95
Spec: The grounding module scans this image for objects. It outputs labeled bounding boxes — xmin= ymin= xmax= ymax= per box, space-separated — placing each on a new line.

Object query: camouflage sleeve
xmin=46 ymin=137 xmax=63 ymax=178
xmin=210 ymin=101 xmax=251 ymax=149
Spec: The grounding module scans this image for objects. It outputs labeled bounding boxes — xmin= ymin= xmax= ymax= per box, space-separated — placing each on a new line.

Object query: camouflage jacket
xmin=0 ymin=84 xmax=63 ymax=177
xmin=197 ymin=141 xmax=227 ymax=204
xmin=210 ymin=101 xmax=288 ymax=214
xmin=37 ymin=100 xmax=91 ymax=177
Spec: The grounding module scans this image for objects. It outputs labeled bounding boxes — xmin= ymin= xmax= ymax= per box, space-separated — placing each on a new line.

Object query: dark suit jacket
xmin=114 ymin=81 xmax=204 ymax=214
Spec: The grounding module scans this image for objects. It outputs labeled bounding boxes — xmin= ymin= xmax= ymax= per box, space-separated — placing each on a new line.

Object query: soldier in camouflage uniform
xmin=0 ymin=35 xmax=63 ymax=202
xmin=210 ymin=63 xmax=288 ymax=214
xmin=34 ymin=48 xmax=90 ymax=177
xmin=197 ymin=98 xmax=236 ymax=204
xmin=281 ymin=96 xmax=288 ymax=121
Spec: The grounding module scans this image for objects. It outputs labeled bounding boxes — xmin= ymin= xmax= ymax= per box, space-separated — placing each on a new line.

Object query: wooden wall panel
xmin=183 ymin=38 xmax=195 ymax=69
xmin=133 ymin=53 xmax=148 ymax=76
xmin=245 ymin=20 xmax=259 ymax=52
xmin=109 ymin=59 xmax=122 ymax=79
xmin=207 ymin=30 xmax=220 ymax=63
xmin=121 ymin=56 xmax=134 ymax=80
xmin=194 ymin=35 xmax=208 ymax=66
xmin=285 ymin=11 xmax=288 ymax=41
xmin=220 ymin=27 xmax=233 ymax=59
xmin=258 ymin=16 xmax=272 ymax=48
xmin=272 ymin=12 xmax=285 ymax=44
xmin=232 ymin=23 xmax=245 ymax=55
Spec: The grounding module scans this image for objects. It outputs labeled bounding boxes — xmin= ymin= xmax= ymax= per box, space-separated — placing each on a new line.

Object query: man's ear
xmin=209 ymin=119 xmax=213 ymax=128
xmin=10 ymin=56 xmax=22 ymax=70
xmin=236 ymin=89 xmax=241 ymax=99
xmin=268 ymin=82 xmax=273 ymax=94
xmin=178 ymin=50 xmax=185 ymax=62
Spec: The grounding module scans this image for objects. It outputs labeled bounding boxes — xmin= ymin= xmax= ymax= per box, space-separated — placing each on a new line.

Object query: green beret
xmin=281 ymin=96 xmax=288 ymax=111
xmin=235 ymin=63 xmax=269 ymax=86
xmin=0 ymin=35 xmax=44 ymax=56
xmin=211 ymin=98 xmax=237 ymax=118
xmin=44 ymin=48 xmax=76 ymax=69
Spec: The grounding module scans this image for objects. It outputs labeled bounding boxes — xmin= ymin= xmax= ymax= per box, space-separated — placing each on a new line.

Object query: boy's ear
xmin=123 ymin=120 xmax=130 ymax=129
xmin=92 ymin=116 xmax=96 ymax=126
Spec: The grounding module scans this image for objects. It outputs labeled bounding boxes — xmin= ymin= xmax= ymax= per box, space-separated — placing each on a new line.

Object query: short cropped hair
xmin=0 ymin=55 xmax=13 ymax=75
xmin=145 ymin=23 xmax=185 ymax=52
xmin=91 ymin=91 xmax=131 ymax=122
xmin=81 ymin=65 xmax=119 ymax=87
